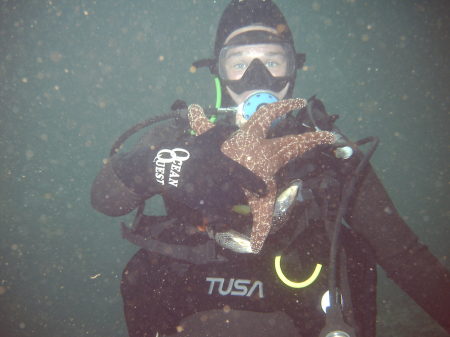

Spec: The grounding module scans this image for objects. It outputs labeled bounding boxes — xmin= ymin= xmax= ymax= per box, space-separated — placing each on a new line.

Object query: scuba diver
xmin=90 ymin=1 xmax=450 ymax=336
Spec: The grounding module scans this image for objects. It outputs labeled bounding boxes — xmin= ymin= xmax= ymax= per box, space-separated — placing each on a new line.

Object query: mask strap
xmin=296 ymin=53 xmax=306 ymax=69
xmin=192 ymin=58 xmax=217 ymax=72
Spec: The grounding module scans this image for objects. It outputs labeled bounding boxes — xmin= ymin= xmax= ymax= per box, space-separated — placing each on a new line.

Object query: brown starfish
xmin=188 ymin=98 xmax=336 ymax=253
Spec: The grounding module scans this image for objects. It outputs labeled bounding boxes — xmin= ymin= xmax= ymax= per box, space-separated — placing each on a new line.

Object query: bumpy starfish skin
xmin=188 ymin=98 xmax=336 ymax=253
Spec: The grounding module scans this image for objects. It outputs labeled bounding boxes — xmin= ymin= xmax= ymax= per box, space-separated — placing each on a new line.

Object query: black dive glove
xmin=112 ymin=123 xmax=267 ymax=213
xmin=156 ymin=123 xmax=267 ymax=211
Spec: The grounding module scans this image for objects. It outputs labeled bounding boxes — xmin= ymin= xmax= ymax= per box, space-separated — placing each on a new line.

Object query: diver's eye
xmin=232 ymin=62 xmax=247 ymax=70
xmin=266 ymin=60 xmax=280 ymax=68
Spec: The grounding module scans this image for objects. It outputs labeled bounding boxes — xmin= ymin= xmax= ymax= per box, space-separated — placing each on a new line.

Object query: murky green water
xmin=1 ymin=1 xmax=449 ymax=336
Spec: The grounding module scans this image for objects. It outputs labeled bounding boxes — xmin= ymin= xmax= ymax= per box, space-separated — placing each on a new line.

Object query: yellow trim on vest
xmin=274 ymin=255 xmax=322 ymax=288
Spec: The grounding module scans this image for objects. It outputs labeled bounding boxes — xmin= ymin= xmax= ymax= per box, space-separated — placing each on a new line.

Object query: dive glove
xmin=155 ymin=123 xmax=267 ymax=211
xmin=113 ymin=123 xmax=267 ymax=212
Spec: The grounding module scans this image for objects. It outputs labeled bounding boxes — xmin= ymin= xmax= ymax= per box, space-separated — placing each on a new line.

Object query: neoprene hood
xmin=214 ymin=0 xmax=295 ymax=58
xmin=192 ymin=0 xmax=305 ymax=107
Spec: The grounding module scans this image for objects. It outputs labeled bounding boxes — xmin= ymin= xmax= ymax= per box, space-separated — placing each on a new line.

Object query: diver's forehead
xmin=225 ymin=43 xmax=286 ymax=58
xmin=224 ymin=25 xmax=279 ymax=45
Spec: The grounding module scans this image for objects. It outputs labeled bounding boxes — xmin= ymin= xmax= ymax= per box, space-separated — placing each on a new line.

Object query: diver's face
xmin=221 ymin=44 xmax=291 ymax=81
xmin=223 ymin=43 xmax=291 ymax=108
xmin=222 ymin=43 xmax=291 ymax=127
xmin=219 ymin=26 xmax=294 ymax=118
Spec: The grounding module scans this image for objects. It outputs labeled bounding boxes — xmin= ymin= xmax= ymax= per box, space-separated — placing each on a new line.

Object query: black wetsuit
xmin=91 ymin=98 xmax=450 ymax=337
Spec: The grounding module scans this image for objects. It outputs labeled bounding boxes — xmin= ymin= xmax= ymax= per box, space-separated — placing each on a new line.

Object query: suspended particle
xmin=50 ymin=51 xmax=62 ymax=62
xmin=276 ymin=24 xmax=287 ymax=34
xmin=25 ymin=150 xmax=34 ymax=160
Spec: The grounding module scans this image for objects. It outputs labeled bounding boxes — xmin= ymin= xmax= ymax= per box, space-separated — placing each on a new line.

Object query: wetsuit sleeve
xmin=345 ymin=165 xmax=450 ymax=333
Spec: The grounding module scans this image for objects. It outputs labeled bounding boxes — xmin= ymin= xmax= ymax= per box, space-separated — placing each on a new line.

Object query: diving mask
xmin=218 ymin=42 xmax=297 ymax=94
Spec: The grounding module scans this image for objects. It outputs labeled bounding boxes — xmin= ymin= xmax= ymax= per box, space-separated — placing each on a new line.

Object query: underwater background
xmin=0 ymin=0 xmax=449 ymax=336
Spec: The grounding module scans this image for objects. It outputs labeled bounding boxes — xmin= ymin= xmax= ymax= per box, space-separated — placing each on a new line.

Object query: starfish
xmin=188 ymin=98 xmax=336 ymax=253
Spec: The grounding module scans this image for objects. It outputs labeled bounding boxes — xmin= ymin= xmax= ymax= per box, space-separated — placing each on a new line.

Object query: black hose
xmin=109 ymin=112 xmax=181 ymax=157
xmin=328 ymin=136 xmax=379 ymax=308
xmin=108 ymin=106 xmax=228 ymax=157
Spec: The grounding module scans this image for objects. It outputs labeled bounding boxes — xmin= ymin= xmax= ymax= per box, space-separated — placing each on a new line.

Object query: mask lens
xmin=218 ymin=43 xmax=296 ymax=81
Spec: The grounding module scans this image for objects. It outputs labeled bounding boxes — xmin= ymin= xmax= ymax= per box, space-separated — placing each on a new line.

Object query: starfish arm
xmin=188 ymin=104 xmax=215 ymax=135
xmin=266 ymin=131 xmax=336 ymax=171
xmin=242 ymin=98 xmax=308 ymax=139
xmin=221 ymin=134 xmax=259 ymax=171
xmin=246 ymin=179 xmax=278 ymax=253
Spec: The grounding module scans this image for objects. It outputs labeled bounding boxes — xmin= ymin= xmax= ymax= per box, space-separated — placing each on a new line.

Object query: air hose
xmin=109 ymin=112 xmax=180 ymax=157
xmin=320 ymin=136 xmax=379 ymax=337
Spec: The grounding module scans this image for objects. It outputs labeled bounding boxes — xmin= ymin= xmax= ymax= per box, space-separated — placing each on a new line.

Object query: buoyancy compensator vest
xmin=112 ymin=96 xmax=379 ymax=337
xmin=112 ymin=96 xmax=378 ymax=262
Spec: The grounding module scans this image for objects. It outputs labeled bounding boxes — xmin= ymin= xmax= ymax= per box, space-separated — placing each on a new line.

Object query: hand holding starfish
xmin=188 ymin=98 xmax=336 ymax=253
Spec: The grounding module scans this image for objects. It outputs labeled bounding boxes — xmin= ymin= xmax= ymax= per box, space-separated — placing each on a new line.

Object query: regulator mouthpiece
xmin=237 ymin=91 xmax=278 ymax=120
